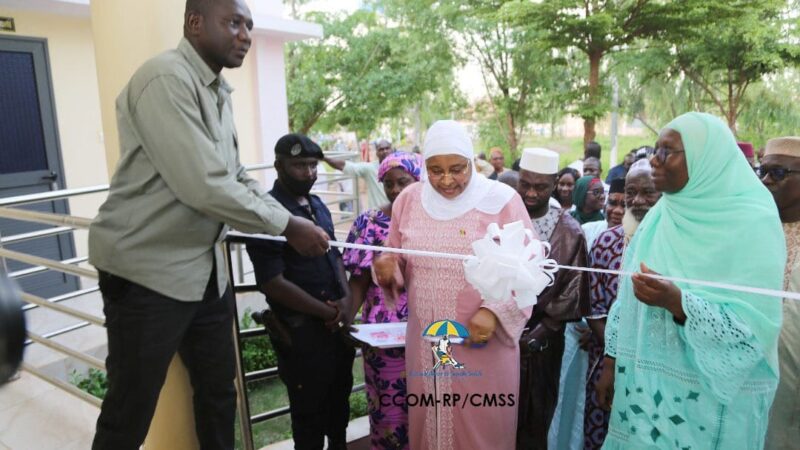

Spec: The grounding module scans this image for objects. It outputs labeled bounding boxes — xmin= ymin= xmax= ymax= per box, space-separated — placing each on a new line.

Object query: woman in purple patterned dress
xmin=583 ymin=225 xmax=625 ymax=449
xmin=343 ymin=151 xmax=421 ymax=450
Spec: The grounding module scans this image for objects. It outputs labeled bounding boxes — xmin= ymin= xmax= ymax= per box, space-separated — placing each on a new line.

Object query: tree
xmin=421 ymin=0 xmax=572 ymax=158
xmin=665 ymin=0 xmax=799 ymax=133
xmin=614 ymin=46 xmax=708 ymax=134
xmin=737 ymin=70 xmax=800 ymax=145
xmin=285 ymin=8 xmax=457 ymax=139
xmin=501 ymin=0 xmax=671 ymax=146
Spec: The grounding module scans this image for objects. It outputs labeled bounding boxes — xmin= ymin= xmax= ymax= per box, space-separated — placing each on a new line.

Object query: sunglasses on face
xmin=758 ymin=166 xmax=799 ymax=181
xmin=653 ymin=147 xmax=685 ymax=164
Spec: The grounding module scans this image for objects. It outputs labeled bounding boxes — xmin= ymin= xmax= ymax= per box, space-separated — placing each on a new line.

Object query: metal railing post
xmin=235 ymin=244 xmax=245 ymax=284
xmin=223 ymin=240 xmax=255 ymax=450
xmin=0 ymin=229 xmax=8 ymax=273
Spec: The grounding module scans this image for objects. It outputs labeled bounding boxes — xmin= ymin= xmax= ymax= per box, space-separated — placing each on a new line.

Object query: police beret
xmin=274 ymin=133 xmax=323 ymax=159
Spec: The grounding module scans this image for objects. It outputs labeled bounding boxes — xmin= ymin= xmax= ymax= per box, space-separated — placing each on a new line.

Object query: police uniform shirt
xmin=246 ymin=180 xmax=343 ymax=317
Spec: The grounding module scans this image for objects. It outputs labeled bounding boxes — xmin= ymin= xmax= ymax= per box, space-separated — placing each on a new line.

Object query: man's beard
xmin=622 ymin=209 xmax=641 ymax=241
xmin=526 ymin=200 xmax=550 ymax=218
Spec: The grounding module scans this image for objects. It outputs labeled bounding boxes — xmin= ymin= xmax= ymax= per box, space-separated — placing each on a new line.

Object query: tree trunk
xmin=583 ymin=50 xmax=603 ymax=147
xmin=506 ymin=112 xmax=519 ymax=158
xmin=727 ymin=80 xmax=737 ymax=135
xmin=583 ymin=119 xmax=596 ymax=148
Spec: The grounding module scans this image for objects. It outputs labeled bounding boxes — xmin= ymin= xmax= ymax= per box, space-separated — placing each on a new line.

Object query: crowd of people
xmin=84 ymin=1 xmax=798 ymax=449
xmin=243 ymin=115 xmax=797 ymax=450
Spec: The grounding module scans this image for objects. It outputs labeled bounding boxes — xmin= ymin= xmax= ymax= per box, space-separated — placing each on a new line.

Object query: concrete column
xmin=90 ymin=0 xmax=184 ymax=173
xmin=89 ymin=1 xmax=199 ymax=449
xmin=252 ymin=35 xmax=290 ymax=187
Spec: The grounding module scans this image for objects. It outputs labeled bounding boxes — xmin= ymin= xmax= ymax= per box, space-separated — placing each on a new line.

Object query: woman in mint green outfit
xmin=595 ymin=112 xmax=786 ymax=449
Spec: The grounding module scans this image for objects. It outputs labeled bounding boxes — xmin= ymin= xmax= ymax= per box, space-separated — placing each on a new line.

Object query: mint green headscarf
xmin=625 ymin=112 xmax=785 ymax=373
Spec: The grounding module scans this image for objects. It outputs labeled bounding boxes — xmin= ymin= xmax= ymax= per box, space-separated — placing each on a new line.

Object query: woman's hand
xmin=632 ymin=262 xmax=686 ymax=323
xmin=373 ymin=254 xmax=403 ymax=307
xmin=466 ymin=308 xmax=497 ymax=345
xmin=596 ymin=356 xmax=616 ymax=411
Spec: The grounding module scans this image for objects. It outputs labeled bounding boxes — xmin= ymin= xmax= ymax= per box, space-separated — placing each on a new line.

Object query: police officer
xmin=246 ymin=134 xmax=355 ymax=450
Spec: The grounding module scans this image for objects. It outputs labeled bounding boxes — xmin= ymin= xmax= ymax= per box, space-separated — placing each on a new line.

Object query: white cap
xmin=520 ymin=148 xmax=559 ymax=175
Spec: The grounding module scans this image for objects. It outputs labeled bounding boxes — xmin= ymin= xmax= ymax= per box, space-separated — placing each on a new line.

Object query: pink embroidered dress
xmin=386 ymin=183 xmax=533 ymax=450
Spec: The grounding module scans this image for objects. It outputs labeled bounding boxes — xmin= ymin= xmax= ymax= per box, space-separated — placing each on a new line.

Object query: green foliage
xmin=613 ymin=46 xmax=711 ymax=132
xmin=349 ymin=391 xmax=369 ymax=420
xmin=421 ymin=0 xmax=572 ymax=157
xmin=70 ymin=368 xmax=108 ymax=399
xmin=663 ymin=0 xmax=798 ymax=130
xmin=285 ymin=0 xmax=799 ymax=150
xmin=738 ymin=70 xmax=800 ymax=145
xmin=240 ymin=308 xmax=279 ymax=372
xmin=286 ymin=7 xmax=458 ymax=139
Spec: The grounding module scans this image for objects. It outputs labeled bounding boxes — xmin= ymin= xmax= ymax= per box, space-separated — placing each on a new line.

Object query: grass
xmin=234 ymin=347 xmax=367 ymax=449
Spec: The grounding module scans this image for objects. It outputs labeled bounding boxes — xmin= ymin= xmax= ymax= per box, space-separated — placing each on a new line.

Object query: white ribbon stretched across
xmin=230 ymin=231 xmax=800 ymax=302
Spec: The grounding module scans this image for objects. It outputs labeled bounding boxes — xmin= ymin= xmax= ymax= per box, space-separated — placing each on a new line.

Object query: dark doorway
xmin=0 ymin=35 xmax=78 ymax=297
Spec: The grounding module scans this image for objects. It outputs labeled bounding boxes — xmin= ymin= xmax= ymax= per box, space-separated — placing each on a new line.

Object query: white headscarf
xmin=421 ymin=120 xmax=516 ymax=221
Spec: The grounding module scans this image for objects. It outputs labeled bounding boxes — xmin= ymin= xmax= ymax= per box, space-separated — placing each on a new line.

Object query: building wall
xmin=0 ymin=7 xmax=107 ymax=256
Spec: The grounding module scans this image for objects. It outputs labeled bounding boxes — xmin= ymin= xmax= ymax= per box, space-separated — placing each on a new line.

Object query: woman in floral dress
xmin=343 ymin=151 xmax=421 ymax=450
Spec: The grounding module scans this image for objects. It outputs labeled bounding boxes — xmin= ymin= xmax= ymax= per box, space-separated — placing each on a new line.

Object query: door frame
xmin=0 ymin=34 xmax=78 ymax=293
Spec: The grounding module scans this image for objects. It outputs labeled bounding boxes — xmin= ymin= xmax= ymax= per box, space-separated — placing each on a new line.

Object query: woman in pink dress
xmin=375 ymin=120 xmax=534 ymax=450
xmin=343 ymin=151 xmax=421 ymax=449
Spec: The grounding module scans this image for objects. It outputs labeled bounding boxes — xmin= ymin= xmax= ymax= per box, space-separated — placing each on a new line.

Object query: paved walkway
xmin=0 ymin=371 xmax=99 ymax=449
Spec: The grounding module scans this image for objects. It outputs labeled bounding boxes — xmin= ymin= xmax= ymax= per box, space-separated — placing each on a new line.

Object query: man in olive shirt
xmin=89 ymin=1 xmax=329 ymax=449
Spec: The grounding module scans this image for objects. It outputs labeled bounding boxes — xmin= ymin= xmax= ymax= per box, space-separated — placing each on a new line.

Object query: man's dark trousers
xmin=91 ymin=270 xmax=236 ymax=450
xmin=272 ymin=319 xmax=355 ymax=450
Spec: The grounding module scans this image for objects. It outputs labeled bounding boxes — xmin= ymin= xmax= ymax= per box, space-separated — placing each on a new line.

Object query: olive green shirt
xmin=342 ymin=160 xmax=387 ymax=209
xmin=89 ymin=39 xmax=291 ymax=301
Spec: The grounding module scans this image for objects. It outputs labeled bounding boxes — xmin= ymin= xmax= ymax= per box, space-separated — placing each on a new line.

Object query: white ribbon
xmin=228 ymin=229 xmax=800 ymax=303
xmin=463 ymin=221 xmax=557 ymax=309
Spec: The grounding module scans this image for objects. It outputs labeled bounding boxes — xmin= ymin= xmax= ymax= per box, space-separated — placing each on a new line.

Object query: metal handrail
xmin=1 ymin=226 xmax=73 ymax=244
xmin=0 ymin=151 xmax=362 ymax=207
xmin=20 ymin=292 xmax=105 ymax=327
xmin=26 ymin=321 xmax=92 ymax=344
xmin=10 ymin=256 xmax=89 ymax=279
xmin=22 ymin=286 xmax=99 ymax=311
xmin=26 ymin=330 xmax=106 ymax=371
xmin=0 ymin=248 xmax=97 ymax=279
xmin=1 ymin=154 xmax=364 ymax=446
xmin=0 ymin=185 xmax=110 ymax=207
xmin=22 ymin=362 xmax=103 ymax=407
xmin=0 ymin=207 xmax=92 ymax=228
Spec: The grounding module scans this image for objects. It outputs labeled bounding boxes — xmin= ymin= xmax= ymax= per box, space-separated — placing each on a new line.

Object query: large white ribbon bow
xmin=463 ymin=221 xmax=558 ymax=309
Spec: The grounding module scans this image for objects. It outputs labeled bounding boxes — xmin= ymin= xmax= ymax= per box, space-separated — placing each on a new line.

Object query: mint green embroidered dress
xmin=602 ymin=113 xmax=786 ymax=450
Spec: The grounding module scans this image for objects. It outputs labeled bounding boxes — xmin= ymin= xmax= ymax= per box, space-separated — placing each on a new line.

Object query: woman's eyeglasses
xmin=653 ymin=147 xmax=685 ymax=164
xmin=758 ymin=166 xmax=799 ymax=182
xmin=586 ymin=188 xmax=605 ymax=197
xmin=427 ymin=164 xmax=470 ymax=182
